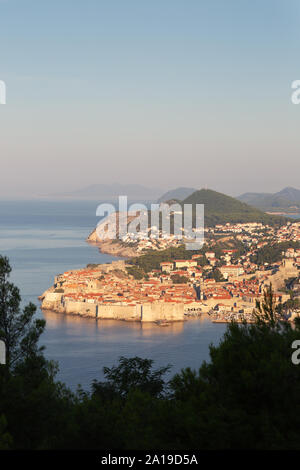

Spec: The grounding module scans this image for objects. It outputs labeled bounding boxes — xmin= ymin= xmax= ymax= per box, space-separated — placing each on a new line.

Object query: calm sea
xmin=0 ymin=199 xmax=226 ymax=390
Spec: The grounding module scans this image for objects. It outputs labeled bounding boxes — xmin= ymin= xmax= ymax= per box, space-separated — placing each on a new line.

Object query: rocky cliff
xmin=86 ymin=229 xmax=139 ymax=257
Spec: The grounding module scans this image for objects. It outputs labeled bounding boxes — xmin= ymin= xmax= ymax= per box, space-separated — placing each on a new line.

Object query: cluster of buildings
xmin=41 ymin=220 xmax=300 ymax=323
xmin=54 ymin=266 xmax=197 ymax=306
xmin=123 ymin=233 xmax=183 ymax=253
xmin=118 ymin=219 xmax=300 ymax=259
xmin=41 ymin=260 xmax=196 ymax=322
xmin=210 ymin=221 xmax=300 ymax=247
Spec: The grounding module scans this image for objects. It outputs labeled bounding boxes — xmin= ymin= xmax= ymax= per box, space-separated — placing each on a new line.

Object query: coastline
xmin=266 ymin=211 xmax=300 ymax=217
xmin=86 ymin=229 xmax=139 ymax=258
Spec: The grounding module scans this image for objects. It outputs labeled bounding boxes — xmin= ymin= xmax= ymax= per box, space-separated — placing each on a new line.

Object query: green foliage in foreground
xmin=1 ymin=256 xmax=300 ymax=450
xmin=2 ymin=318 xmax=300 ymax=450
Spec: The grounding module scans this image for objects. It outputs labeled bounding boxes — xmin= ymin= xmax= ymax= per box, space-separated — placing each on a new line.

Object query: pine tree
xmin=0 ymin=256 xmax=45 ymax=369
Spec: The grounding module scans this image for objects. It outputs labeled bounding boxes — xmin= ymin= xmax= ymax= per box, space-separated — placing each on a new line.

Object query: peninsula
xmin=41 ymin=219 xmax=300 ymax=323
xmin=40 ymin=260 xmax=187 ymax=323
xmin=40 ymin=189 xmax=300 ymax=323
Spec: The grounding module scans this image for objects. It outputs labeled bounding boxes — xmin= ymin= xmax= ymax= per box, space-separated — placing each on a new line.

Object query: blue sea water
xmin=0 ymin=200 xmax=226 ymax=390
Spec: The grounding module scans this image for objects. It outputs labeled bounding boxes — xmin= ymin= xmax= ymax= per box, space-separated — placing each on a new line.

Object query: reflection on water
xmin=0 ymin=200 xmax=227 ymax=391
xmin=43 ymin=310 xmax=185 ymax=335
xmin=42 ymin=310 xmax=226 ymax=390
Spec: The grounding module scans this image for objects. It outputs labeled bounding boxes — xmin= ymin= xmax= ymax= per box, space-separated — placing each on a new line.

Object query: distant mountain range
xmin=50 ymin=184 xmax=298 ymax=226
xmin=157 ymin=187 xmax=196 ymax=203
xmin=237 ymin=187 xmax=300 ymax=211
xmin=50 ymin=184 xmax=199 ymax=203
xmin=49 ymin=183 xmax=162 ymax=201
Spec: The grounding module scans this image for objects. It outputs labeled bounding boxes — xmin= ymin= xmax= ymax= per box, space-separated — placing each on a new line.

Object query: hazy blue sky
xmin=0 ymin=0 xmax=300 ymax=198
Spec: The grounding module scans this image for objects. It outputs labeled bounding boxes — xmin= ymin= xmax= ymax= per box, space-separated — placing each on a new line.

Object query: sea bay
xmin=0 ymin=199 xmax=226 ymax=390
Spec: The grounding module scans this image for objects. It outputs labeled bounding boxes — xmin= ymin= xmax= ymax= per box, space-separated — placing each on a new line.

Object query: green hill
xmin=182 ymin=189 xmax=287 ymax=227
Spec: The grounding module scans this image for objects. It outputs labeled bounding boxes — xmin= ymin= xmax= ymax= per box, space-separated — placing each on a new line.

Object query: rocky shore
xmin=86 ymin=229 xmax=139 ymax=258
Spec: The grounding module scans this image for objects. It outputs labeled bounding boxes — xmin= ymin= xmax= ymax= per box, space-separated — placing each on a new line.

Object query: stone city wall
xmin=42 ymin=293 xmax=185 ymax=322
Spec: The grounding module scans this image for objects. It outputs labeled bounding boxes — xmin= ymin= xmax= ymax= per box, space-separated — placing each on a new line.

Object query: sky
xmin=0 ymin=0 xmax=300 ymax=198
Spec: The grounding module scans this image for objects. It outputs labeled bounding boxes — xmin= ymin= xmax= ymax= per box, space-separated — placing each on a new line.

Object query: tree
xmin=209 ymin=268 xmax=225 ymax=282
xmin=171 ymin=274 xmax=189 ymax=284
xmin=0 ymin=256 xmax=77 ymax=450
xmin=126 ymin=265 xmax=145 ymax=280
xmin=254 ymin=283 xmax=283 ymax=326
xmin=250 ymin=241 xmax=300 ymax=265
xmin=92 ymin=356 xmax=171 ymax=400
xmin=168 ymin=307 xmax=300 ymax=449
xmin=0 ymin=256 xmax=46 ymax=369
xmin=0 ymin=415 xmax=13 ymax=450
xmin=281 ymin=297 xmax=300 ymax=313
